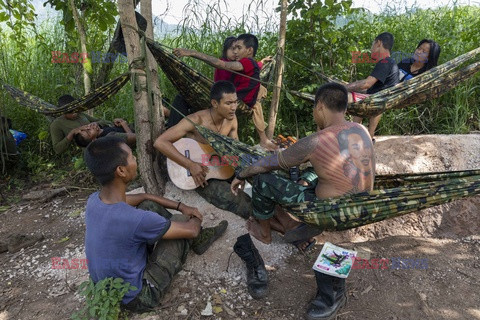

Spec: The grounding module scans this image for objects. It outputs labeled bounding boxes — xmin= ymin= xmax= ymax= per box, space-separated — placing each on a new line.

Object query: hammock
xmin=194 ymin=124 xmax=480 ymax=231
xmin=291 ymin=47 xmax=480 ymax=117
xmin=2 ymin=73 xmax=130 ymax=117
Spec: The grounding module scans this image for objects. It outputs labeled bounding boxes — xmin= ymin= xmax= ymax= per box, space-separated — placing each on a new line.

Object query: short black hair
xmin=236 ymin=33 xmax=258 ymax=56
xmin=417 ymin=39 xmax=441 ymax=70
xmin=84 ymin=136 xmax=128 ymax=185
xmin=74 ymin=132 xmax=92 ymax=148
xmin=222 ymin=36 xmax=236 ymax=59
xmin=58 ymin=95 xmax=75 ymax=108
xmin=314 ymin=83 xmax=348 ymax=113
xmin=210 ymin=80 xmax=237 ymax=102
xmin=375 ymin=32 xmax=394 ymax=52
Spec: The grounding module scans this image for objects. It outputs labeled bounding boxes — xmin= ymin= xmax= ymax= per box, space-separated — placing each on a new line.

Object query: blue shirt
xmin=85 ymin=192 xmax=171 ymax=303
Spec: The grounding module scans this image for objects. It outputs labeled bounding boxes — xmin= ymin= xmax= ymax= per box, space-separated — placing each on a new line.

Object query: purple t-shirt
xmin=85 ymin=192 xmax=171 ymax=304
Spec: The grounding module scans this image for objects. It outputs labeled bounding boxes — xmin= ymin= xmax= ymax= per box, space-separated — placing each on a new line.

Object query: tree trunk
xmin=117 ymin=0 xmax=164 ymax=195
xmin=69 ymin=0 xmax=92 ymax=115
xmin=140 ymin=0 xmax=168 ymax=194
xmin=266 ymin=0 xmax=287 ymax=139
xmin=94 ymin=0 xmax=141 ymax=89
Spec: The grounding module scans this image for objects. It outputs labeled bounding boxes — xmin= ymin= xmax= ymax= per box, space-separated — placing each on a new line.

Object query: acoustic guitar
xmin=167 ymin=138 xmax=235 ymax=190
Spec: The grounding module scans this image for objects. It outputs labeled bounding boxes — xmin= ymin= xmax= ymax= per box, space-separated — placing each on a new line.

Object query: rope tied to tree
xmin=121 ymin=22 xmax=155 ymax=128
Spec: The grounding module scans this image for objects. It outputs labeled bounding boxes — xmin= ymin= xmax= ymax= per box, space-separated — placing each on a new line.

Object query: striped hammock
xmin=194 ymin=124 xmax=480 ymax=231
xmin=291 ymin=47 xmax=480 ymax=117
xmin=2 ymin=73 xmax=130 ymax=116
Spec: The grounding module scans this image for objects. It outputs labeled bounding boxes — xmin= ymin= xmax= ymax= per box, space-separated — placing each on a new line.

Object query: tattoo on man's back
xmin=337 ymin=127 xmax=374 ymax=193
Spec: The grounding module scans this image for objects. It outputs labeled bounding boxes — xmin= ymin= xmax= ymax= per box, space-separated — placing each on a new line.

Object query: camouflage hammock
xmin=194 ymin=124 xmax=480 ymax=231
xmin=291 ymin=47 xmax=480 ymax=117
xmin=2 ymin=73 xmax=130 ymax=117
xmin=146 ymin=40 xmax=274 ymax=115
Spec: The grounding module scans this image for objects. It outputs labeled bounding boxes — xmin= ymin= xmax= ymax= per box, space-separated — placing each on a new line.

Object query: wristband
xmin=235 ymin=168 xmax=246 ymax=180
xmin=176 ymin=202 xmax=182 ymax=211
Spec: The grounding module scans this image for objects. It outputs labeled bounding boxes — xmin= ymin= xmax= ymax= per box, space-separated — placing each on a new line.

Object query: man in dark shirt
xmin=73 ymin=118 xmax=136 ymax=148
xmin=346 ymin=32 xmax=399 ymax=140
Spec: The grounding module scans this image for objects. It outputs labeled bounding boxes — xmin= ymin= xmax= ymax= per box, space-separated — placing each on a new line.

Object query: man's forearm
xmin=154 ymin=140 xmax=194 ymax=170
xmin=237 ymin=154 xmax=280 ymax=179
xmin=53 ymin=137 xmax=70 ymax=154
xmin=189 ymin=51 xmax=226 ymax=70
xmin=127 ymin=193 xmax=181 ymax=210
xmin=346 ymin=79 xmax=369 ymax=92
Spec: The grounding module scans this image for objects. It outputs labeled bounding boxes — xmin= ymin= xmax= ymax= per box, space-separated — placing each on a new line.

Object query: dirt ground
xmin=0 ymin=134 xmax=479 ymax=320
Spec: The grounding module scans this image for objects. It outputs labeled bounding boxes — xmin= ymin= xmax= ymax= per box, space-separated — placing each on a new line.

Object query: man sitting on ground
xmin=73 ymin=118 xmax=136 ymax=148
xmin=49 ymin=95 xmax=112 ymax=154
xmin=154 ymin=80 xmax=251 ymax=219
xmin=346 ymin=32 xmax=399 ymax=140
xmin=173 ymin=33 xmax=277 ymax=151
xmin=84 ymin=136 xmax=227 ymax=312
xmin=231 ymin=83 xmax=375 ymax=319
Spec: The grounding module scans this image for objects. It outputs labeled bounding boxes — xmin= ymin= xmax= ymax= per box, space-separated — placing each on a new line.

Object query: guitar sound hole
xmin=209 ymin=155 xmax=221 ymax=166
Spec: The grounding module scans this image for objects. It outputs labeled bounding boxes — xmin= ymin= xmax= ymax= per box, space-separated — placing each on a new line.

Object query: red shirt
xmin=214 ymin=58 xmax=233 ymax=82
xmin=232 ymin=58 xmax=260 ymax=108
xmin=214 ymin=59 xmax=263 ymax=82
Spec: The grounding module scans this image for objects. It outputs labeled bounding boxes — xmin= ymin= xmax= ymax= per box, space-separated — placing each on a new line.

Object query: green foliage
xmin=72 ymin=277 xmax=136 ymax=320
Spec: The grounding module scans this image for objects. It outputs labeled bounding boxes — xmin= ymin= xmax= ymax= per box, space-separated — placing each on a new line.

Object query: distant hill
xmin=153 ymin=17 xmax=180 ymax=37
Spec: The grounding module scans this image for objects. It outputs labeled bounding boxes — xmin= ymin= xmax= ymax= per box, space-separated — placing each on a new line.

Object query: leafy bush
xmin=72 ymin=277 xmax=136 ymax=320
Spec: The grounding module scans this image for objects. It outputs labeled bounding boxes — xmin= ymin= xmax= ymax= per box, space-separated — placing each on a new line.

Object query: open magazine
xmin=312 ymin=242 xmax=357 ymax=278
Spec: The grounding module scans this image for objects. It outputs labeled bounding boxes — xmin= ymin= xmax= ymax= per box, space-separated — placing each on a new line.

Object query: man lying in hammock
xmin=346 ymin=32 xmax=399 ymax=141
xmin=49 ymin=95 xmax=112 ymax=154
xmin=72 ymin=118 xmax=136 ymax=148
xmin=231 ymin=83 xmax=375 ymax=320
xmin=154 ymin=81 xmax=252 ymax=219
xmin=173 ymin=33 xmax=277 ymax=151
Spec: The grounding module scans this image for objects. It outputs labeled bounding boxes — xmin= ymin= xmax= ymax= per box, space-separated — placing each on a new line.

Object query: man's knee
xmin=138 ymin=200 xmax=172 ymax=219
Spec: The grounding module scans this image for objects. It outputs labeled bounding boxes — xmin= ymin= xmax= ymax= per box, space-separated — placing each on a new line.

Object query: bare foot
xmin=246 ymin=218 xmax=272 ymax=244
xmin=269 ymin=215 xmax=285 ymax=234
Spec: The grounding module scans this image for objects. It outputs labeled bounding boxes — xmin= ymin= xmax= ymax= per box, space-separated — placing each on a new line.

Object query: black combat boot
xmin=233 ymin=234 xmax=268 ymax=299
xmin=306 ymin=271 xmax=346 ymax=320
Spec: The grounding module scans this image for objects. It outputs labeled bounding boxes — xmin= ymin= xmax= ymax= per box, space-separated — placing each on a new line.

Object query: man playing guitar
xmin=154 ymin=81 xmax=251 ymax=219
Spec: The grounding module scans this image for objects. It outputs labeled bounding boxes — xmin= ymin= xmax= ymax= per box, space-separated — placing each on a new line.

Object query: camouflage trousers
xmin=252 ymin=172 xmax=317 ymax=220
xmin=124 ymin=202 xmax=190 ymax=313
xmin=196 ymin=179 xmax=252 ymax=220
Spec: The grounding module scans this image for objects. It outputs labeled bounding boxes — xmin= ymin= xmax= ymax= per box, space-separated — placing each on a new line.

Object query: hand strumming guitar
xmin=187 ymin=161 xmax=210 ymax=188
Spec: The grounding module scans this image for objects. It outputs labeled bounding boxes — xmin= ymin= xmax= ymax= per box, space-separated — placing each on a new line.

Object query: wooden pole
xmin=69 ymin=0 xmax=92 ymax=115
xmin=117 ymin=0 xmax=164 ymax=195
xmin=266 ymin=0 xmax=287 ymax=139
xmin=140 ymin=0 xmax=168 ymax=194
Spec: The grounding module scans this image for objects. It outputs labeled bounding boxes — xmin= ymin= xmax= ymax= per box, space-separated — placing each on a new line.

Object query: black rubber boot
xmin=233 ymin=234 xmax=268 ymax=299
xmin=306 ymin=271 xmax=346 ymax=320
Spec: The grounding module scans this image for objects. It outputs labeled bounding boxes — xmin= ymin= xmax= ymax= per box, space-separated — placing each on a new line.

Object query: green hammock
xmin=194 ymin=124 xmax=480 ymax=231
xmin=2 ymin=73 xmax=130 ymax=117
xmin=292 ymin=47 xmax=480 ymax=117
